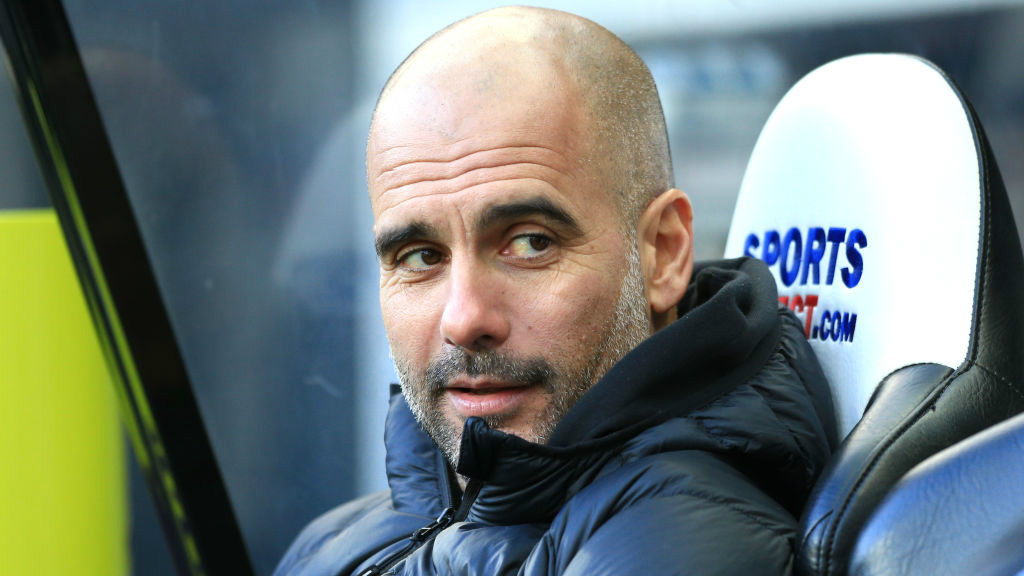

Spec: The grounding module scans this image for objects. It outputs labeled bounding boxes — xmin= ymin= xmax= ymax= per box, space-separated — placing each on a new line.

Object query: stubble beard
xmin=394 ymin=242 xmax=651 ymax=469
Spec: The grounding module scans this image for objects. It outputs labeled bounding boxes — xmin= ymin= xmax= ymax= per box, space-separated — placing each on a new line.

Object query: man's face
xmin=368 ymin=58 xmax=652 ymax=465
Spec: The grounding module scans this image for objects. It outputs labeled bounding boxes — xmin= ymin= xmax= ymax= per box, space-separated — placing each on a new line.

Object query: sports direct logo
xmin=741 ymin=227 xmax=867 ymax=344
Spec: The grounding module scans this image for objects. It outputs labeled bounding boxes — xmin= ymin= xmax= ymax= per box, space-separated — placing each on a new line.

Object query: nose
xmin=440 ymin=262 xmax=510 ymax=352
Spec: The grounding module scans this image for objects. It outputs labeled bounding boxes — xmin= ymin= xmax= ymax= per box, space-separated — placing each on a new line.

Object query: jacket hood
xmin=385 ymin=257 xmax=834 ymax=524
xmin=549 ymin=256 xmax=782 ymax=446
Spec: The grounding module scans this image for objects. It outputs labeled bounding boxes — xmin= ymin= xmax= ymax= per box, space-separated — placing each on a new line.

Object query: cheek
xmin=380 ymin=287 xmax=440 ymax=365
xmin=514 ymin=274 xmax=621 ymax=347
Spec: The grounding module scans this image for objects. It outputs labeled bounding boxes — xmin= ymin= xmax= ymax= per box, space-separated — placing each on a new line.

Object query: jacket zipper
xmin=354 ymin=479 xmax=483 ymax=576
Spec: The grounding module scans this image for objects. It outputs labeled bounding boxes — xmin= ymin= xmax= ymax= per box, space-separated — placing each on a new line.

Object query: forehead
xmin=370 ymin=138 xmax=582 ymax=221
xmin=367 ymin=51 xmax=608 ymax=218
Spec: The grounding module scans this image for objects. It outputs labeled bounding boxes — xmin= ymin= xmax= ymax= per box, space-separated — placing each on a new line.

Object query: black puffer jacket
xmin=276 ymin=258 xmax=837 ymax=576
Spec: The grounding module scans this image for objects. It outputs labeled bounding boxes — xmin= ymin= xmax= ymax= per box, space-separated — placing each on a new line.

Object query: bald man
xmin=276 ymin=7 xmax=835 ymax=575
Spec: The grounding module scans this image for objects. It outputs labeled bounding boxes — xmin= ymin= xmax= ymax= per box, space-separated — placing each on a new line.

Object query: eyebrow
xmin=374 ymin=196 xmax=582 ymax=261
xmin=374 ymin=221 xmax=438 ymax=260
xmin=475 ymin=196 xmax=580 ymax=235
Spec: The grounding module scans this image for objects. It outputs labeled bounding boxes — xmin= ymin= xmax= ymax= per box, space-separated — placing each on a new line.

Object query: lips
xmin=445 ymin=379 xmax=536 ymax=418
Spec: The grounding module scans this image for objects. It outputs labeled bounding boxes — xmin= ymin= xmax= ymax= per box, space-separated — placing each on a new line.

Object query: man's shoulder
xmin=583 ymin=299 xmax=835 ymax=518
xmin=300 ymin=490 xmax=392 ymax=538
xmin=769 ymin=302 xmax=839 ymax=450
xmin=273 ymin=491 xmax=396 ymax=576
xmin=535 ymin=448 xmax=800 ymax=573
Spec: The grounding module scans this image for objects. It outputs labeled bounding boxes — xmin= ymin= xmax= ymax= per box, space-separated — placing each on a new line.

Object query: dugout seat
xmin=724 ymin=53 xmax=1024 ymax=576
xmin=850 ymin=409 xmax=1024 ymax=576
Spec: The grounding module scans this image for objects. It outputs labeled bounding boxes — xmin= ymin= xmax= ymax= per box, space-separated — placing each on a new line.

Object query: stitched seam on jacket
xmin=691 ymin=412 xmax=737 ymax=451
xmin=286 ymin=528 xmax=344 ymax=575
xmin=776 ymin=309 xmax=820 ymax=464
xmin=695 ymin=315 xmax=815 ymax=482
xmin=288 ymin=506 xmax=429 ymax=574
xmin=691 ymin=374 xmax=805 ymax=455
xmin=768 ymin=339 xmax=814 ymax=470
xmin=614 ymin=488 xmax=793 ymax=540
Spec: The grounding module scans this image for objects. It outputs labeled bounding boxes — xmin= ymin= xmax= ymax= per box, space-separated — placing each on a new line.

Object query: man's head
xmin=368 ymin=6 xmax=694 ymax=466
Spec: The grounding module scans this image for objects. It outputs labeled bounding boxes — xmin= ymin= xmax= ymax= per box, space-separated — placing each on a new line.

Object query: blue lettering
xmin=842 ymin=229 xmax=868 ymax=288
xmin=762 ymin=230 xmax=781 ymax=266
xmin=780 ymin=228 xmax=802 ymax=287
xmin=800 ymin=227 xmax=826 ymax=286
xmin=743 ymin=233 xmax=759 ymax=258
xmin=749 ymin=226 xmax=866 ymax=291
xmin=840 ymin=313 xmax=857 ymax=342
xmin=825 ymin=227 xmax=846 ymax=285
xmin=814 ymin=308 xmax=857 ymax=343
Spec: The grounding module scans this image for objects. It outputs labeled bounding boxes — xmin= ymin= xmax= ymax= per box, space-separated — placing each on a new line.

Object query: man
xmin=277 ymin=6 xmax=836 ymax=575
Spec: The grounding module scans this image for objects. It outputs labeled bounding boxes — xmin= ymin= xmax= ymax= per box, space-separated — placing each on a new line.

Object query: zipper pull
xmin=412 ymin=507 xmax=455 ymax=542
xmin=352 ymin=479 xmax=484 ymax=576
xmin=353 ymin=507 xmax=457 ymax=576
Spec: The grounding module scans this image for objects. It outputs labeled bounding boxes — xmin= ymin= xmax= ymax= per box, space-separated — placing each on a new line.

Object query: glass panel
xmin=56 ymin=2 xmax=1024 ymax=574
xmin=2 ymin=38 xmax=179 ymax=576
xmin=0 ymin=45 xmax=48 ymax=209
xmin=2 ymin=39 xmax=177 ymax=574
xmin=60 ymin=2 xmax=384 ymax=574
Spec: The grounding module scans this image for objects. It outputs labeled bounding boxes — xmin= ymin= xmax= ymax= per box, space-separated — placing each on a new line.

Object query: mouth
xmin=444 ymin=379 xmax=538 ymax=419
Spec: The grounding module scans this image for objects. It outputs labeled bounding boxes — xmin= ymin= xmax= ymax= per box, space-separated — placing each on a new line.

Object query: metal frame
xmin=0 ymin=1 xmax=253 ymax=574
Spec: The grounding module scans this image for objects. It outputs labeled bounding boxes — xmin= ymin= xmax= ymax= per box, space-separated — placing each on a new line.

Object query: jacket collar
xmin=385 ymin=257 xmax=783 ymax=524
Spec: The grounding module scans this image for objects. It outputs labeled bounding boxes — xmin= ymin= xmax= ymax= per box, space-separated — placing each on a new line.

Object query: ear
xmin=637 ymin=189 xmax=694 ymax=330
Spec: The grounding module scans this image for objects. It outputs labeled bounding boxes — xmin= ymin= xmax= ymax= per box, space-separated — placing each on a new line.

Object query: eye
xmin=397 ymin=247 xmax=444 ymax=270
xmin=504 ymin=234 xmax=553 ymax=258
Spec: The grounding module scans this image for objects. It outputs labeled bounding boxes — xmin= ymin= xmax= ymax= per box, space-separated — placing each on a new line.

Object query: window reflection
xmin=64 ymin=3 xmax=375 ymax=573
xmin=0 ymin=44 xmax=48 ymax=209
xmin=1 ymin=39 xmax=178 ymax=575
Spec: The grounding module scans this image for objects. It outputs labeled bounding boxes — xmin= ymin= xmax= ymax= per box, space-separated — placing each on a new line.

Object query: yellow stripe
xmin=0 ymin=210 xmax=125 ymax=574
xmin=26 ymin=81 xmax=205 ymax=575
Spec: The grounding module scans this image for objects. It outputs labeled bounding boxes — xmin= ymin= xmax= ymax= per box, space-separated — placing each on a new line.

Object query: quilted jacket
xmin=275 ymin=257 xmax=837 ymax=575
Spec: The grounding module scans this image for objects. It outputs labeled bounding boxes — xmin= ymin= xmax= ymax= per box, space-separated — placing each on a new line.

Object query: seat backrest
xmin=724 ymin=53 xmax=1024 ymax=576
xmin=850 ymin=410 xmax=1024 ymax=576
